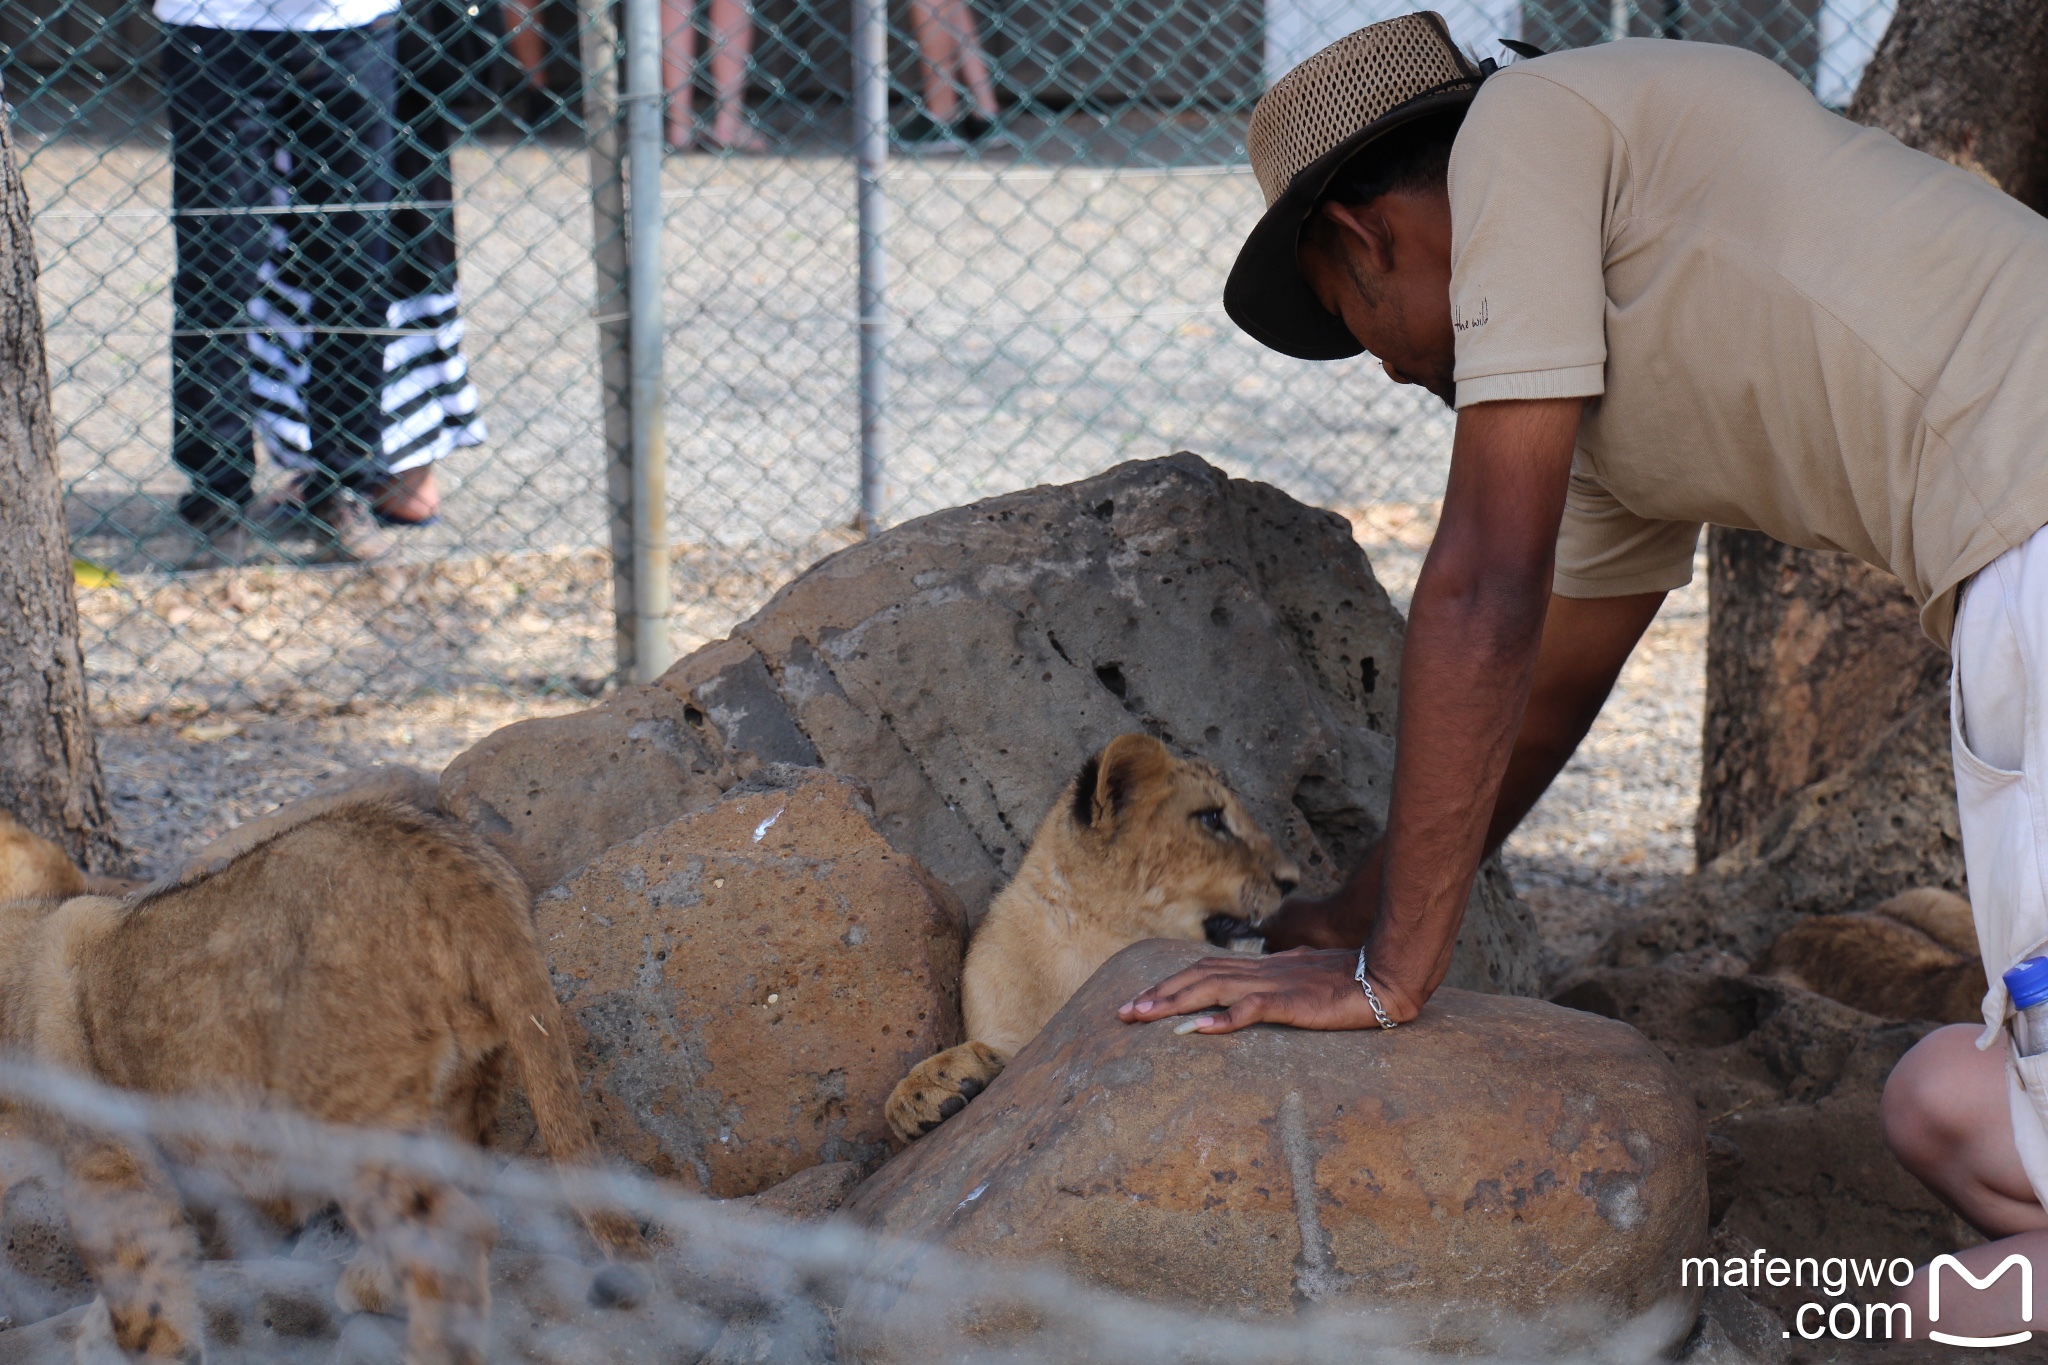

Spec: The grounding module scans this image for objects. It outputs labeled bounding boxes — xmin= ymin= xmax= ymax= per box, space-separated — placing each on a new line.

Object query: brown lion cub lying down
xmin=1 ymin=796 xmax=647 ymax=1363
xmin=1752 ymin=886 xmax=1985 ymax=1024
xmin=885 ymin=733 xmax=1298 ymax=1141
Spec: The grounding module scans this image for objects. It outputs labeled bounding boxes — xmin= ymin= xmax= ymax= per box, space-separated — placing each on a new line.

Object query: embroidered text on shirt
xmin=1453 ymin=298 xmax=1490 ymax=332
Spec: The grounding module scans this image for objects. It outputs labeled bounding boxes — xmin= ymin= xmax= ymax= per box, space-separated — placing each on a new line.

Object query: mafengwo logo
xmin=1683 ymin=1250 xmax=2034 ymax=1345
xmin=1928 ymin=1254 xmax=2034 ymax=1348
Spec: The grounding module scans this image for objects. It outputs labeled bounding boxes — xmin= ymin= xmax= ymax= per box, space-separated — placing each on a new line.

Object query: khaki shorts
xmin=1951 ymin=523 xmax=2048 ymax=1203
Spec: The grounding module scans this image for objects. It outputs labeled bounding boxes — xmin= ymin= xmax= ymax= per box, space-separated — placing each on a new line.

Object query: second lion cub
xmin=886 ymin=733 xmax=1298 ymax=1141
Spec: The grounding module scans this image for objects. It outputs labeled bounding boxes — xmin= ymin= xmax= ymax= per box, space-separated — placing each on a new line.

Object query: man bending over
xmin=1119 ymin=12 xmax=2048 ymax=1337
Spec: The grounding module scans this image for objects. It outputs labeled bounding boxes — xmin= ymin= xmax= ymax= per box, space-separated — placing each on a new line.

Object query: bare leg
xmin=372 ymin=465 xmax=440 ymax=523
xmin=909 ymin=0 xmax=960 ymax=125
xmin=662 ymin=0 xmax=697 ymax=147
xmin=1885 ymin=1025 xmax=2048 ymax=1234
xmin=1884 ymin=1024 xmax=2048 ymax=1338
xmin=705 ymin=0 xmax=764 ymax=151
xmin=501 ymin=0 xmax=548 ymax=93
xmin=932 ymin=0 xmax=996 ymax=119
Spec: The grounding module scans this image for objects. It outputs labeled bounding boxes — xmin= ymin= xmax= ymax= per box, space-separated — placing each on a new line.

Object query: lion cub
xmin=1752 ymin=887 xmax=1984 ymax=1023
xmin=3 ymin=796 xmax=647 ymax=1363
xmin=0 ymin=810 xmax=139 ymax=902
xmin=886 ymin=733 xmax=1298 ymax=1142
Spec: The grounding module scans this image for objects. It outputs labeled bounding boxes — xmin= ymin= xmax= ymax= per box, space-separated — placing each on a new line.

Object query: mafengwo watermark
xmin=1683 ymin=1249 xmax=2035 ymax=1347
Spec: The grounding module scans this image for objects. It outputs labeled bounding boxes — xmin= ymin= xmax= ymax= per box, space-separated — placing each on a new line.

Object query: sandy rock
xmin=1677 ymin=1286 xmax=1788 ymax=1365
xmin=0 ymin=1175 xmax=88 ymax=1327
xmin=734 ymin=1161 xmax=864 ymax=1223
xmin=536 ymin=767 xmax=966 ymax=1195
xmin=439 ymin=684 xmax=736 ymax=894
xmin=696 ymin=1299 xmax=835 ymax=1365
xmin=1551 ymin=961 xmax=1974 ymax=1312
xmin=840 ymin=940 xmax=1706 ymax=1356
xmin=0 ymin=1303 xmax=87 ymax=1364
xmin=659 ymin=454 xmax=1535 ymax=994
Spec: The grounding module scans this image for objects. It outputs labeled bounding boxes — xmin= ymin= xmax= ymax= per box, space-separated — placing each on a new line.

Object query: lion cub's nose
xmin=1273 ymin=867 xmax=1300 ymax=896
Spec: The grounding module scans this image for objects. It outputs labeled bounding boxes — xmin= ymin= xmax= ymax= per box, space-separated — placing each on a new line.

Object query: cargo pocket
xmin=1951 ymin=656 xmax=2037 ymax=1034
xmin=2008 ymin=1038 xmax=2048 ymax=1210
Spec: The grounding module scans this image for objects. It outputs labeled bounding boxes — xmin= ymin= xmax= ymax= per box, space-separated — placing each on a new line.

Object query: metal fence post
xmin=583 ymin=0 xmax=637 ymax=681
xmin=624 ymin=0 xmax=673 ymax=681
xmin=851 ymin=0 xmax=889 ymax=535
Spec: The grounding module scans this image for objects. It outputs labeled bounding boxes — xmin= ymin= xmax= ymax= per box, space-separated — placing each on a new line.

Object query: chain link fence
xmin=7 ymin=0 xmax=1897 ymax=717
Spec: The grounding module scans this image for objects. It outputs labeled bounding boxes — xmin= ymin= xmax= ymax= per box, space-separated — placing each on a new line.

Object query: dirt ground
xmin=96 ymin=509 xmax=1706 ymax=988
xmin=100 ymin=691 xmax=587 ymax=877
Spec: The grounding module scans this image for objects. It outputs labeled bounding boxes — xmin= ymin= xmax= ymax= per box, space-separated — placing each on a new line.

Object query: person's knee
xmin=1881 ymin=1023 xmax=1985 ymax=1175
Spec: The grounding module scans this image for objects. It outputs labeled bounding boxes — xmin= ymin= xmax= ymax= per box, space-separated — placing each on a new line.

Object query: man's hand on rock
xmin=1115 ymin=947 xmax=1421 ymax=1033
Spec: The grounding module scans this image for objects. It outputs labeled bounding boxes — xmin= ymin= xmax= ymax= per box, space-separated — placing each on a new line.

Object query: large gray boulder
xmin=658 ymin=453 xmax=1538 ymax=994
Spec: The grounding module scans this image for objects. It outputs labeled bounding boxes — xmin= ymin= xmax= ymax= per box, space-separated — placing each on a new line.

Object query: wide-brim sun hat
xmin=1226 ymin=11 xmax=1495 ymax=361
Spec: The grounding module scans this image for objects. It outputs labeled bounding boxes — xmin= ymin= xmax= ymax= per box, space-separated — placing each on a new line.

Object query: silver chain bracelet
xmin=1354 ymin=946 xmax=1396 ymax=1029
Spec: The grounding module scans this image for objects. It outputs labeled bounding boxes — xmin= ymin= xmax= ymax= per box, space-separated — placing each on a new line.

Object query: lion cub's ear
xmin=1070 ymin=733 xmax=1173 ymax=832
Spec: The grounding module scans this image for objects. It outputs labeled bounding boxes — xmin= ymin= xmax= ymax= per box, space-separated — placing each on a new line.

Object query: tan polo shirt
xmin=1446 ymin=39 xmax=2048 ymax=646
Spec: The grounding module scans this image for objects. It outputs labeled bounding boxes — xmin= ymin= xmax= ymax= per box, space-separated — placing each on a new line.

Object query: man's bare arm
xmin=1260 ymin=587 xmax=1666 ymax=952
xmin=1117 ymin=396 xmax=1586 ymax=1033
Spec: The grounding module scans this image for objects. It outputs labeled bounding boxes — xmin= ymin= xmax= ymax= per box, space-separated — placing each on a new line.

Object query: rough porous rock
xmin=440 ymin=683 xmax=736 ymax=893
xmin=535 ymin=767 xmax=966 ymax=1195
xmin=0 ymin=1174 xmax=88 ymax=1325
xmin=659 ymin=454 xmax=1536 ymax=994
xmin=1677 ymin=1286 xmax=1788 ymax=1365
xmin=1602 ymin=696 xmax=1963 ymax=968
xmin=734 ymin=1160 xmax=865 ymax=1223
xmin=1551 ymin=962 xmax=1976 ymax=1317
xmin=840 ymin=941 xmax=1705 ymax=1356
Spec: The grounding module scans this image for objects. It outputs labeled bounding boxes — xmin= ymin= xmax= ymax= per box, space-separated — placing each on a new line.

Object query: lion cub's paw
xmin=336 ymin=1246 xmax=402 ymax=1316
xmin=885 ymin=1042 xmax=1007 ymax=1142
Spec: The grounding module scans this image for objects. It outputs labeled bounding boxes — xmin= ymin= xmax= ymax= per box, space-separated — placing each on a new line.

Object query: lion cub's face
xmin=1062 ymin=733 xmax=1299 ymax=946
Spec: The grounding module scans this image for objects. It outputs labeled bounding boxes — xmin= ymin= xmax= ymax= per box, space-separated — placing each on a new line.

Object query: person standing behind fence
xmin=159 ymin=0 xmax=416 ymax=565
xmin=662 ymin=0 xmax=765 ymax=152
xmin=899 ymin=0 xmax=997 ymax=151
xmin=383 ymin=0 xmax=489 ymax=476
xmin=246 ymin=0 xmax=492 ymax=530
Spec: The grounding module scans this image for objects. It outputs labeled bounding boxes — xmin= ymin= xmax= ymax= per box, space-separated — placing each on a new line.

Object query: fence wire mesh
xmin=7 ymin=0 xmax=1898 ymax=717
xmin=0 ymin=1063 xmax=1691 ymax=1364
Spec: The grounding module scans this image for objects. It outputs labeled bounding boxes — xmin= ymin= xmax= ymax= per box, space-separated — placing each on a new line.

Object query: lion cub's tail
xmin=467 ymin=872 xmax=650 ymax=1265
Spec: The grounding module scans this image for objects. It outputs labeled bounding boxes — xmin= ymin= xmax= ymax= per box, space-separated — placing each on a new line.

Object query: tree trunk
xmin=0 ymin=98 xmax=120 ymax=872
xmin=1697 ymin=0 xmax=2048 ymax=865
xmin=1696 ymin=536 xmax=1948 ymax=863
xmin=1848 ymin=0 xmax=2048 ymax=213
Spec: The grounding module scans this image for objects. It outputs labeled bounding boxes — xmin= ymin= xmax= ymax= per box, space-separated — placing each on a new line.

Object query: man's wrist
xmin=1362 ymin=969 xmax=1423 ymax=1023
xmin=1352 ymin=948 xmax=1399 ymax=1028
